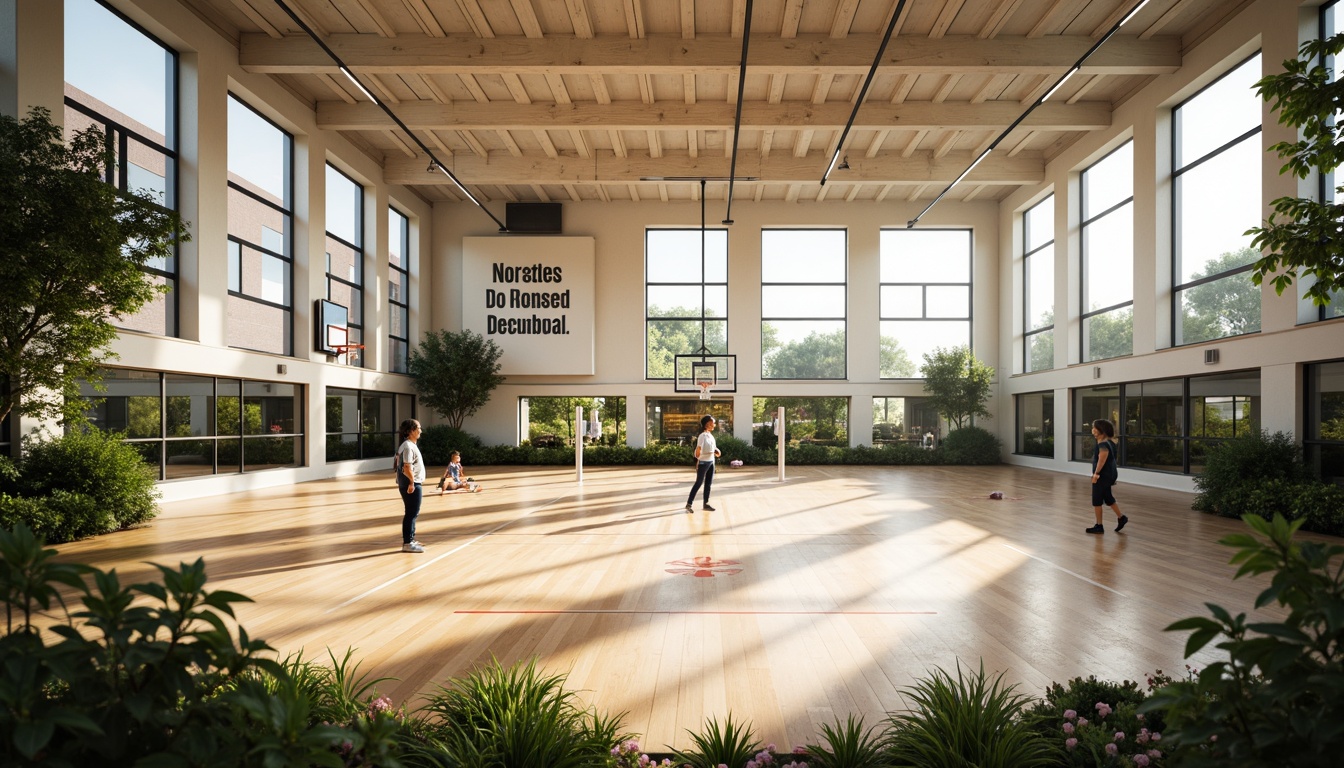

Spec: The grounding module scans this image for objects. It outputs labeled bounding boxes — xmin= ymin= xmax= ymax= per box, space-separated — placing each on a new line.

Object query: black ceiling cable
xmin=270 ymin=0 xmax=508 ymax=231
xmin=820 ymin=0 xmax=909 ymax=187
xmin=906 ymin=0 xmax=1154 ymax=228
xmin=722 ymin=0 xmax=755 ymax=225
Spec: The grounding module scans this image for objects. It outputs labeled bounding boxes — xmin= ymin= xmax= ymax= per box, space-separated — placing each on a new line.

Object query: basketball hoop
xmin=331 ymin=343 xmax=365 ymax=365
xmin=697 ymin=381 xmax=712 ymax=401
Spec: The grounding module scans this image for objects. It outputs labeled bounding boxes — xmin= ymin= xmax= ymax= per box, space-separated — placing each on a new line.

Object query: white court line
xmin=1000 ymin=543 xmax=1126 ymax=597
xmin=325 ymin=491 xmax=571 ymax=614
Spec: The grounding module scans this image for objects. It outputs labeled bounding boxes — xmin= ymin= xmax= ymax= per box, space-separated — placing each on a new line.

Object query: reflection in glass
xmin=1016 ymin=392 xmax=1054 ymax=457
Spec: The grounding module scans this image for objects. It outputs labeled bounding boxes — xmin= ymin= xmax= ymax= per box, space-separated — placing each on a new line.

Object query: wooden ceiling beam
xmin=316 ymin=99 xmax=1112 ymax=132
xmin=240 ymin=33 xmax=1181 ymax=76
xmin=382 ymin=149 xmax=1045 ymax=186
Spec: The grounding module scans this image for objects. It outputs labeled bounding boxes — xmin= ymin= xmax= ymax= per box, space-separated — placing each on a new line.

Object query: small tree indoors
xmin=0 ymin=107 xmax=189 ymax=427
xmin=407 ymin=329 xmax=506 ymax=429
xmin=920 ymin=345 xmax=994 ymax=430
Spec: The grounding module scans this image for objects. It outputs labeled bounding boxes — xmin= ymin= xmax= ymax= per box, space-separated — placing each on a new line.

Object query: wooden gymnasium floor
xmin=51 ymin=463 xmax=1293 ymax=751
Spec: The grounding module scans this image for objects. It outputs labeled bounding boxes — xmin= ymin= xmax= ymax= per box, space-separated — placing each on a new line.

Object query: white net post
xmin=575 ymin=405 xmax=584 ymax=484
xmin=776 ymin=406 xmax=785 ymax=482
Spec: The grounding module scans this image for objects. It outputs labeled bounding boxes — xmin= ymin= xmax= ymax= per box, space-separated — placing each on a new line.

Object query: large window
xmin=753 ymin=397 xmax=849 ymax=445
xmin=326 ymin=164 xmax=365 ymax=367
xmin=1016 ymin=392 xmax=1054 ymax=457
xmin=763 ymin=229 xmax=847 ymax=379
xmin=389 ymin=208 xmax=411 ymax=373
xmin=1022 ymin=197 xmax=1055 ymax=372
xmin=326 ymin=388 xmax=414 ymax=461
xmin=64 ymin=0 xmax=178 ymax=337
xmin=77 ymin=368 xmax=304 ymax=479
xmin=1304 ymin=3 xmax=1344 ymax=323
xmin=872 ymin=396 xmax=942 ymax=445
xmin=227 ymin=95 xmax=293 ymax=355
xmin=879 ymin=229 xmax=972 ymax=378
xmin=645 ymin=399 xmax=733 ymax=446
xmin=646 ymin=229 xmax=728 ymax=379
xmin=1173 ymin=54 xmax=1263 ymax=345
xmin=1081 ymin=141 xmax=1134 ymax=361
xmin=520 ymin=397 xmax=627 ymax=447
xmin=1072 ymin=370 xmax=1260 ymax=475
xmin=1306 ymin=360 xmax=1344 ymax=486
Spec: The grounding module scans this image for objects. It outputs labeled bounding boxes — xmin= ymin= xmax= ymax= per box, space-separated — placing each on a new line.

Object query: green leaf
xmin=13 ymin=719 xmax=55 ymax=759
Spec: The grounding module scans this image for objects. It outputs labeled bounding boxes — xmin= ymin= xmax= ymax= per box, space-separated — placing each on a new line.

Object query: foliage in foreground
xmin=0 ymin=429 xmax=160 ymax=544
xmin=1143 ymin=513 xmax=1344 ymax=767
xmin=885 ymin=660 xmax=1057 ymax=767
xmin=1192 ymin=430 xmax=1344 ymax=536
xmin=1027 ymin=674 xmax=1171 ymax=767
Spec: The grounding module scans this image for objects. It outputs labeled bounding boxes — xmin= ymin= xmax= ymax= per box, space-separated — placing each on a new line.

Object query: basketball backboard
xmin=673 ymin=353 xmax=737 ymax=393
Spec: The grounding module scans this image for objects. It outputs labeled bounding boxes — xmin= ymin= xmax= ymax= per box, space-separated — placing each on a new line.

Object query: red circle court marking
xmin=666 ymin=555 xmax=741 ymax=577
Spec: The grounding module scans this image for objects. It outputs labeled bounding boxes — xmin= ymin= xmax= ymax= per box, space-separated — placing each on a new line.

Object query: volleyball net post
xmin=776 ymin=406 xmax=785 ymax=482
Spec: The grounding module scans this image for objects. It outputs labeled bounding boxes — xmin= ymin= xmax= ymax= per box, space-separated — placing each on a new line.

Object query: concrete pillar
xmin=0 ymin=0 xmax=63 ymax=121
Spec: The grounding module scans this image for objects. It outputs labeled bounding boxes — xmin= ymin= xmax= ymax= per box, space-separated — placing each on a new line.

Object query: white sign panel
xmin=463 ymin=236 xmax=595 ymax=375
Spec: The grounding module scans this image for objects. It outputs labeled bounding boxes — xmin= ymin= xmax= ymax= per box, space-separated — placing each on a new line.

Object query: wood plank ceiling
xmin=181 ymin=0 xmax=1242 ymax=206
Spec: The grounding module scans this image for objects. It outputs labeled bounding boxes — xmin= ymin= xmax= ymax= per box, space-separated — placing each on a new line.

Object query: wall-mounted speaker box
xmin=1204 ymin=348 xmax=1220 ymax=364
xmin=506 ymin=202 xmax=562 ymax=234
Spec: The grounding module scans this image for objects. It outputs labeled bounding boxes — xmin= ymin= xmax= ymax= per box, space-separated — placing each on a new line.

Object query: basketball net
xmin=698 ymin=381 xmax=712 ymax=401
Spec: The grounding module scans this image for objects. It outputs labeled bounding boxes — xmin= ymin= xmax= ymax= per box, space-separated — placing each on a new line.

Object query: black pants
xmin=687 ymin=461 xmax=715 ymax=505
xmin=398 ymin=477 xmax=422 ymax=543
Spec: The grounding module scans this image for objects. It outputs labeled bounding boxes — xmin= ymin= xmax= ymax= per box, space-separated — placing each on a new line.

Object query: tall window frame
xmin=1080 ymin=140 xmax=1135 ymax=362
xmin=388 ymin=207 xmax=411 ymax=374
xmin=63 ymin=0 xmax=179 ymax=337
xmin=226 ymin=94 xmax=294 ymax=356
xmin=762 ymin=229 xmax=848 ymax=380
xmin=1172 ymin=53 xmax=1264 ymax=346
xmin=645 ymin=228 xmax=729 ymax=380
xmin=878 ymin=228 xmax=972 ymax=379
xmin=1022 ymin=196 xmax=1055 ymax=373
xmin=1305 ymin=3 xmax=1344 ymax=322
xmin=325 ymin=163 xmax=365 ymax=367
xmin=1305 ymin=359 xmax=1344 ymax=485
xmin=326 ymin=388 xmax=415 ymax=462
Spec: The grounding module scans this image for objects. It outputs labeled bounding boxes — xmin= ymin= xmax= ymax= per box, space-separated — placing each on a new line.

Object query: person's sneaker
xmin=402 ymin=541 xmax=425 ymax=553
xmin=685 ymin=503 xmax=694 ymax=513
xmin=1115 ymin=515 xmax=1128 ymax=532
xmin=702 ymin=504 xmax=716 ymax=511
xmin=1085 ymin=524 xmax=1105 ymax=535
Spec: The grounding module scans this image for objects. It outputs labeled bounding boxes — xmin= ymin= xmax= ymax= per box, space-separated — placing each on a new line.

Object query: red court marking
xmin=455 ymin=610 xmax=938 ymax=615
xmin=666 ymin=555 xmax=741 ymax=578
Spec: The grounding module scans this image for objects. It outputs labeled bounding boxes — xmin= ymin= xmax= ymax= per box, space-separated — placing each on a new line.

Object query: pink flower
xmin=1078 ymin=717 xmax=1089 ymax=727
xmin=1114 ymin=731 xmax=1125 ymax=742
xmin=1137 ymin=728 xmax=1150 ymax=744
xmin=1063 ymin=709 xmax=1077 ymax=720
xmin=1066 ymin=738 xmax=1078 ymax=751
xmin=793 ymin=746 xmax=808 ymax=754
xmin=767 ymin=744 xmax=777 ymax=752
xmin=1148 ymin=749 xmax=1163 ymax=759
xmin=1133 ymin=755 xmax=1150 ymax=767
xmin=1062 ymin=722 xmax=1074 ymax=734
xmin=1105 ymin=743 xmax=1118 ymax=756
xmin=1136 ymin=713 xmax=1145 ymax=722
xmin=1095 ymin=702 xmax=1113 ymax=718
xmin=1151 ymin=732 xmax=1161 ymax=742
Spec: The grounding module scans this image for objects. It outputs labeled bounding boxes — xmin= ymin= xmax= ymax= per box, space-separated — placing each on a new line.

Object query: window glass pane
xmin=762 ymin=230 xmax=846 ymax=282
xmin=879 ymin=229 xmax=970 ymax=283
xmin=165 ymin=374 xmax=214 ymax=437
xmin=327 ymin=281 xmax=362 ymax=326
xmin=647 ymin=285 xmax=706 ymax=316
xmin=1175 ymin=55 xmax=1262 ymax=166
xmin=926 ymin=286 xmax=969 ymax=319
xmin=762 ymin=285 xmax=845 ymax=318
xmin=389 ymin=339 xmax=409 ymax=374
xmin=1083 ymin=142 xmax=1133 ymax=218
xmin=1083 ymin=307 xmax=1133 ymax=361
xmin=1175 ymin=139 xmax=1262 ymax=285
xmin=165 ymin=439 xmax=214 ymax=479
xmin=878 ymin=335 xmax=919 ymax=378
xmin=244 ymin=381 xmax=299 ymax=435
xmin=126 ymin=135 xmax=170 ymax=206
xmin=1082 ymin=203 xmax=1134 ymax=310
xmin=226 ymin=296 xmax=291 ymax=355
xmin=880 ymin=285 xmax=923 ymax=318
xmin=1024 ymin=197 xmax=1054 ymax=252
xmin=362 ymin=393 xmax=395 ymax=436
xmin=325 ymin=165 xmax=361 ymax=245
xmin=762 ymin=320 xmax=845 ymax=379
xmin=647 ymin=229 xmax=729 ymax=379
xmin=880 ymin=320 xmax=970 ymax=373
xmin=1190 ymin=371 xmax=1260 ymax=438
xmin=646 ymin=230 xmax=726 ymax=282
xmin=1177 ymin=273 xmax=1261 ymax=345
xmin=326 ymin=236 xmax=362 ymax=285
xmin=227 ymin=187 xmax=290 ymax=257
xmin=1016 ymin=392 xmax=1054 ymax=456
xmin=244 ymin=436 xmax=300 ymax=471
xmin=1130 ymin=379 xmax=1184 ymax=436
xmin=1026 ymin=330 xmax=1054 ymax=373
xmin=81 ymin=369 xmax=160 ymax=438
xmin=326 ymin=388 xmax=360 ymax=434
xmin=1026 ymin=246 xmax=1054 ymax=331
xmin=647 ymin=319 xmax=706 ymax=378
xmin=1125 ymin=437 xmax=1183 ymax=472
xmin=65 ymin=0 xmax=169 ymax=137
xmin=389 ymin=209 xmax=408 ymax=269
xmin=1073 ymin=385 xmax=1121 ymax=461
xmin=645 ymin=398 xmax=733 ymax=445
xmin=228 ymin=96 xmax=288 ymax=203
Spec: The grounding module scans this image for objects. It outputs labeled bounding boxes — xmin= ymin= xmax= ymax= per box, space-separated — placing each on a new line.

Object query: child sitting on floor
xmin=437 ymin=451 xmax=482 ymax=494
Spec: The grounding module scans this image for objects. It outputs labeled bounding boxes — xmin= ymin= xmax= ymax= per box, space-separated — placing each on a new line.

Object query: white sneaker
xmin=402 ymin=541 xmax=425 ymax=553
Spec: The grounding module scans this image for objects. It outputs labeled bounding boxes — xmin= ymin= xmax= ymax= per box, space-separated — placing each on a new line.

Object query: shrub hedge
xmin=0 ymin=430 xmax=160 ymax=544
xmin=1192 ymin=431 xmax=1344 ymax=536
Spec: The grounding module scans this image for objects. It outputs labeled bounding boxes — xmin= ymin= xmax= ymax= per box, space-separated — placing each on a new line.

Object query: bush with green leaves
xmin=885 ymin=660 xmax=1057 ymax=768
xmin=419 ymin=423 xmax=485 ymax=465
xmin=0 ymin=523 xmax=374 ymax=766
xmin=0 ymin=429 xmax=159 ymax=543
xmin=1142 ymin=514 xmax=1344 ymax=768
xmin=1192 ymin=431 xmax=1304 ymax=517
xmin=415 ymin=656 xmax=630 ymax=768
xmin=938 ymin=425 xmax=1002 ymax=464
xmin=671 ymin=714 xmax=762 ymax=768
xmin=803 ymin=714 xmax=888 ymax=768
